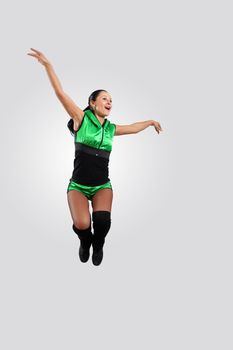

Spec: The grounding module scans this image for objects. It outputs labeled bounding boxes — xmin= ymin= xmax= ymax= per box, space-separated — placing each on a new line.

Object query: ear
xmin=90 ymin=99 xmax=95 ymax=110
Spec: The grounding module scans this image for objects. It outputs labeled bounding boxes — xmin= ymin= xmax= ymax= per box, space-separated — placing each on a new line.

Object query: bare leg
xmin=67 ymin=190 xmax=91 ymax=229
xmin=91 ymin=188 xmax=113 ymax=212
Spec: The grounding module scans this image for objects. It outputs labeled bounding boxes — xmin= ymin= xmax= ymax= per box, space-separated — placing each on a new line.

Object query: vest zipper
xmin=98 ymin=121 xmax=106 ymax=148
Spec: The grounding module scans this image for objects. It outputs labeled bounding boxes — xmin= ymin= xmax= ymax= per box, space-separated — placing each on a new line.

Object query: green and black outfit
xmin=67 ymin=109 xmax=116 ymax=200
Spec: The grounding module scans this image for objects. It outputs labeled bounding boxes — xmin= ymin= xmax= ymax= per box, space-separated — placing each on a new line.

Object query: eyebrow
xmin=102 ymin=95 xmax=112 ymax=100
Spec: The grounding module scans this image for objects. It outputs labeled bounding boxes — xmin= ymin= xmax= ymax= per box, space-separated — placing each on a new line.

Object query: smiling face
xmin=90 ymin=91 xmax=113 ymax=117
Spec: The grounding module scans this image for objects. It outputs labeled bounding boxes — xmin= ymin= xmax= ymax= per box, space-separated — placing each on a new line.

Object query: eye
xmin=103 ymin=97 xmax=112 ymax=103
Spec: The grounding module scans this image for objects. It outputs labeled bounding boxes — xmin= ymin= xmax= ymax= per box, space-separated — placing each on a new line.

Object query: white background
xmin=0 ymin=0 xmax=232 ymax=349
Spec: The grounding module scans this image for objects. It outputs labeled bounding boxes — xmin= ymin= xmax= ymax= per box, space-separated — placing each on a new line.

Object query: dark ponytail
xmin=67 ymin=89 xmax=108 ymax=136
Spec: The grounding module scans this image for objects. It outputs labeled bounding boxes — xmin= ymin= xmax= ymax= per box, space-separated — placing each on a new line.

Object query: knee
xmin=73 ymin=218 xmax=91 ymax=231
xmin=72 ymin=223 xmax=92 ymax=239
xmin=92 ymin=211 xmax=111 ymax=235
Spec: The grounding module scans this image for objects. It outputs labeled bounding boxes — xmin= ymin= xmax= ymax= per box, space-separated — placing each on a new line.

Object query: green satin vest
xmin=75 ymin=109 xmax=116 ymax=152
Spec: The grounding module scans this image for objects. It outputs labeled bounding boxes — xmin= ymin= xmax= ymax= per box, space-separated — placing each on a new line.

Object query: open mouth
xmin=105 ymin=107 xmax=111 ymax=111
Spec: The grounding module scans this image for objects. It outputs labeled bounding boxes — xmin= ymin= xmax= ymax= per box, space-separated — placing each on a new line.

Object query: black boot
xmin=92 ymin=211 xmax=111 ymax=266
xmin=72 ymin=224 xmax=93 ymax=263
xmin=92 ymin=247 xmax=104 ymax=266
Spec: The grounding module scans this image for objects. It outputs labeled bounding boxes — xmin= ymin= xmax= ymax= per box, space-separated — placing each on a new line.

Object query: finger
xmin=27 ymin=53 xmax=39 ymax=59
xmin=30 ymin=48 xmax=41 ymax=54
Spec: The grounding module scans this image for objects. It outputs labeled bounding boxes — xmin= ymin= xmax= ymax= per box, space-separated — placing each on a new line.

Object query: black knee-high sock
xmin=92 ymin=211 xmax=111 ymax=251
xmin=72 ymin=224 xmax=93 ymax=249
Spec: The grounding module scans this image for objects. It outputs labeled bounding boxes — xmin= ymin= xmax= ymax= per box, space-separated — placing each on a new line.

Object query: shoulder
xmin=73 ymin=111 xmax=87 ymax=132
xmin=108 ymin=120 xmax=116 ymax=132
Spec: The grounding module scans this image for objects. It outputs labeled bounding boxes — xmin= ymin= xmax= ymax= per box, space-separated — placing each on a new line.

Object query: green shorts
xmin=67 ymin=179 xmax=113 ymax=201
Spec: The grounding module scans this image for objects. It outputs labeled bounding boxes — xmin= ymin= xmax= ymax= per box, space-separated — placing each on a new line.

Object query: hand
xmin=27 ymin=48 xmax=51 ymax=66
xmin=152 ymin=120 xmax=163 ymax=134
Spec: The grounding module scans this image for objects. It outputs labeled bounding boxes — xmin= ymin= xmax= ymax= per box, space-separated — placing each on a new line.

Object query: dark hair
xmin=67 ymin=89 xmax=108 ymax=136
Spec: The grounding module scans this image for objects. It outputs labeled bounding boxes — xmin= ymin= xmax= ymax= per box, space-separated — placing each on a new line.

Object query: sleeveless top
xmin=70 ymin=109 xmax=116 ymax=186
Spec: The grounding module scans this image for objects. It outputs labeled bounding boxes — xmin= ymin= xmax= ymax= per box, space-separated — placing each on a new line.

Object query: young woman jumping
xmin=27 ymin=48 xmax=163 ymax=266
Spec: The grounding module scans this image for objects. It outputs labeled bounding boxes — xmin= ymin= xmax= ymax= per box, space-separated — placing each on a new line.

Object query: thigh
xmin=91 ymin=188 xmax=113 ymax=212
xmin=67 ymin=190 xmax=91 ymax=229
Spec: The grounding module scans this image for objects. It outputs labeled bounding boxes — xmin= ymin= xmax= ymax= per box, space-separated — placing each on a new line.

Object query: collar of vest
xmin=85 ymin=109 xmax=110 ymax=130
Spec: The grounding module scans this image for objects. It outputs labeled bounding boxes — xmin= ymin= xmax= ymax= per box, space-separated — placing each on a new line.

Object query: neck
xmin=92 ymin=110 xmax=105 ymax=124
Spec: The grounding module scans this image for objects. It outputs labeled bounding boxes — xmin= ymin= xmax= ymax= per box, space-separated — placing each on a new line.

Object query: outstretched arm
xmin=27 ymin=48 xmax=63 ymax=95
xmin=27 ymin=48 xmax=84 ymax=125
xmin=115 ymin=119 xmax=163 ymax=136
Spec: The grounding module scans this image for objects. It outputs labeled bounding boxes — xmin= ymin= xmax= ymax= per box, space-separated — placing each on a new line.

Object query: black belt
xmin=75 ymin=142 xmax=110 ymax=160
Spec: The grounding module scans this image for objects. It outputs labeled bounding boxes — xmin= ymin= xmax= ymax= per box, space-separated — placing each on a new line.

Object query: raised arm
xmin=115 ymin=119 xmax=163 ymax=136
xmin=27 ymin=48 xmax=84 ymax=126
